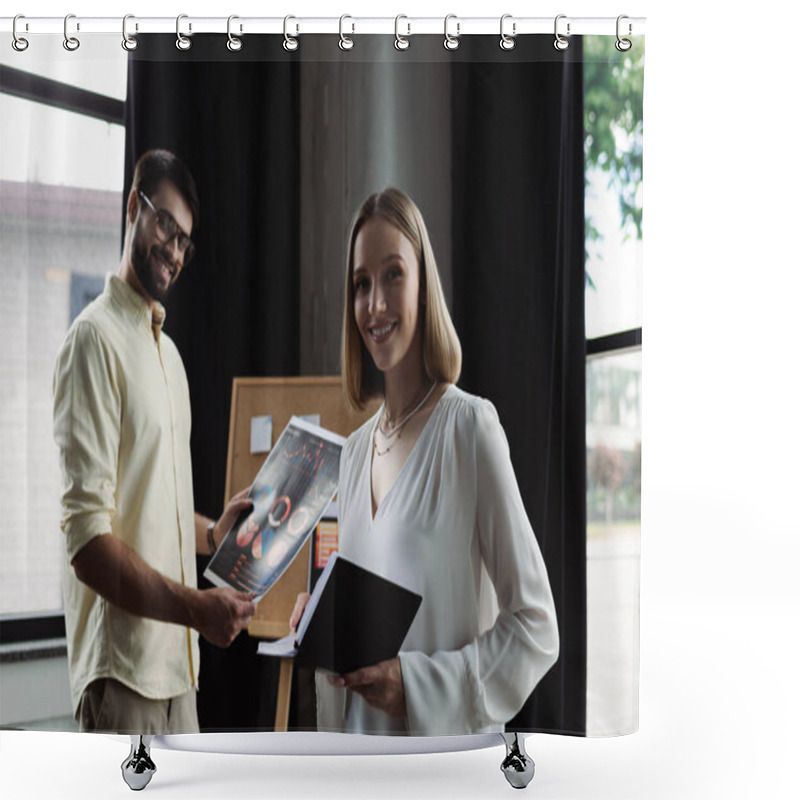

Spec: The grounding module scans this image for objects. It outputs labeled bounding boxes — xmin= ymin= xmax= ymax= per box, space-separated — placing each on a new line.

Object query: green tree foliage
xmin=584 ymin=36 xmax=645 ymax=286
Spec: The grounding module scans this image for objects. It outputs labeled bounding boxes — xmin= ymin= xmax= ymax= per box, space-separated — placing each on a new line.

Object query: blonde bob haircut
xmin=341 ymin=187 xmax=462 ymax=410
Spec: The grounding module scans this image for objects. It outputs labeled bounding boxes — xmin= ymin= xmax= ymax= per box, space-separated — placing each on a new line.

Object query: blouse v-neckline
xmin=367 ymin=384 xmax=454 ymax=523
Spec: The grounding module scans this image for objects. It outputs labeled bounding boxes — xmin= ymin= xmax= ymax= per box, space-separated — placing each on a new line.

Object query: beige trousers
xmin=78 ymin=678 xmax=199 ymax=734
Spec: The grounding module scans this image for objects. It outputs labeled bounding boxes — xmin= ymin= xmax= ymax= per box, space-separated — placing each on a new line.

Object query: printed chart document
xmin=205 ymin=417 xmax=345 ymax=598
xmin=258 ymin=552 xmax=422 ymax=674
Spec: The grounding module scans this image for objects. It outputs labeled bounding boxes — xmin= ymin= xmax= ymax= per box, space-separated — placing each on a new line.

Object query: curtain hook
xmin=394 ymin=15 xmax=410 ymax=51
xmin=176 ymin=14 xmax=192 ymax=51
xmin=499 ymin=14 xmax=516 ymax=51
xmin=122 ymin=14 xmax=138 ymax=51
xmin=616 ymin=15 xmax=633 ymax=51
xmin=283 ymin=15 xmax=299 ymax=51
xmin=339 ymin=14 xmax=354 ymax=51
xmin=63 ymin=13 xmax=80 ymax=51
xmin=12 ymin=14 xmax=29 ymax=52
xmin=444 ymin=14 xmax=460 ymax=51
xmin=554 ymin=14 xmax=570 ymax=51
xmin=227 ymin=15 xmax=242 ymax=51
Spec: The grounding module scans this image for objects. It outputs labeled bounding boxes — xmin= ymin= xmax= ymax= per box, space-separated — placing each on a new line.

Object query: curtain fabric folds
xmin=451 ymin=38 xmax=587 ymax=733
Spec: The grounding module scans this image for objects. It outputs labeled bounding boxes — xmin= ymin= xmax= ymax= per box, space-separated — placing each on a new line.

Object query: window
xmin=0 ymin=55 xmax=126 ymax=619
xmin=584 ymin=35 xmax=643 ymax=340
xmin=583 ymin=36 xmax=643 ymax=735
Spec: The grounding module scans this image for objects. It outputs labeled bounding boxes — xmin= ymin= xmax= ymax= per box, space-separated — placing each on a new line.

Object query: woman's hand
xmin=290 ymin=592 xmax=311 ymax=632
xmin=335 ymin=657 xmax=407 ymax=718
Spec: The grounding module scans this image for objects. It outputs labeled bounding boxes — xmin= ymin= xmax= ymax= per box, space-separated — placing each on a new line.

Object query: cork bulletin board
xmin=223 ymin=376 xmax=376 ymax=640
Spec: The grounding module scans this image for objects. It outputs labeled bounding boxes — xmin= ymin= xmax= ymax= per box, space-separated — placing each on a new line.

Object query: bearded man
xmin=52 ymin=149 xmax=255 ymax=734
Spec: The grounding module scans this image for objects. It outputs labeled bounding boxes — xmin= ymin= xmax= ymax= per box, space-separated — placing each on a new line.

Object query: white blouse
xmin=316 ymin=384 xmax=559 ymax=735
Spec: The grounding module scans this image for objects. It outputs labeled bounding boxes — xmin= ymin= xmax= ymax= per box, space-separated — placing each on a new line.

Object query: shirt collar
xmin=106 ymin=273 xmax=167 ymax=335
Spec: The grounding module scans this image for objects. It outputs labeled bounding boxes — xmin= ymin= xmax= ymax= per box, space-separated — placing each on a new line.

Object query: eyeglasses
xmin=138 ymin=191 xmax=196 ymax=266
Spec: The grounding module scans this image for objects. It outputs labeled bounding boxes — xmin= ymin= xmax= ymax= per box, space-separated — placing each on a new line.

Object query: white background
xmin=2 ymin=1 xmax=799 ymax=798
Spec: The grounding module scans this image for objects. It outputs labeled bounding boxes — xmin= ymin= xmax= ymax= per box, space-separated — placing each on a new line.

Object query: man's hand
xmin=334 ymin=657 xmax=407 ymax=718
xmin=196 ymin=488 xmax=253 ymax=556
xmin=215 ymin=487 xmax=254 ymax=546
xmin=190 ymin=587 xmax=257 ymax=648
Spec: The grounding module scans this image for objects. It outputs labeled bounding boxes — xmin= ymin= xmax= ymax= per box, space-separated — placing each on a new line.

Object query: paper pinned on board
xmin=250 ymin=415 xmax=273 ymax=454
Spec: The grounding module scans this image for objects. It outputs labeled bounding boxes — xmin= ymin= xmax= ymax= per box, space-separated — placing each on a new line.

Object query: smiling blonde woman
xmin=293 ymin=187 xmax=560 ymax=736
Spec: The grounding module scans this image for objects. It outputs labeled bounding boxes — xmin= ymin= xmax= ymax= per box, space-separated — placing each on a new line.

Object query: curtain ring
xmin=176 ymin=14 xmax=191 ymax=51
xmin=499 ymin=14 xmax=516 ymax=51
xmin=616 ymin=15 xmax=633 ymax=52
xmin=394 ymin=15 xmax=410 ymax=51
xmin=63 ymin=13 xmax=80 ymax=51
xmin=12 ymin=15 xmax=29 ymax=52
xmin=122 ymin=14 xmax=138 ymax=51
xmin=283 ymin=15 xmax=299 ymax=51
xmin=339 ymin=14 xmax=354 ymax=51
xmin=444 ymin=14 xmax=460 ymax=51
xmin=554 ymin=14 xmax=570 ymax=51
xmin=227 ymin=15 xmax=242 ymax=51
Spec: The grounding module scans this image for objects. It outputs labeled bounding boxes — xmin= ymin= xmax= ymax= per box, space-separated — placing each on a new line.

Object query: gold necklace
xmin=380 ymin=381 xmax=437 ymax=438
xmin=373 ymin=428 xmax=403 ymax=457
xmin=373 ymin=381 xmax=437 ymax=457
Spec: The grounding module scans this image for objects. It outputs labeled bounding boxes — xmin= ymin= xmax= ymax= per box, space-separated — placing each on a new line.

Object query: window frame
xmin=0 ymin=65 xmax=124 ymax=124
xmin=586 ymin=328 xmax=641 ymax=358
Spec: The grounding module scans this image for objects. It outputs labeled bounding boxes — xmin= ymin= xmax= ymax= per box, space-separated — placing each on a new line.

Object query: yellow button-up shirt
xmin=53 ymin=273 xmax=199 ymax=714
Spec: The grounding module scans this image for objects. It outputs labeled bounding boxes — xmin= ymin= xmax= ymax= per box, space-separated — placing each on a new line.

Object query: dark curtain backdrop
xmin=125 ymin=35 xmax=586 ymax=735
xmin=124 ymin=36 xmax=301 ymax=730
xmin=451 ymin=38 xmax=587 ymax=734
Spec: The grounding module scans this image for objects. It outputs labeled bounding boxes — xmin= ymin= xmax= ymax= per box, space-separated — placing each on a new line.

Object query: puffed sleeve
xmin=399 ymin=399 xmax=559 ymax=734
xmin=52 ymin=321 xmax=121 ymax=562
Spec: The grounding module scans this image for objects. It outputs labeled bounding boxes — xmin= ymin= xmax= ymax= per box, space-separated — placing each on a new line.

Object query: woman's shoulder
xmin=440 ymin=387 xmax=513 ymax=477
xmin=439 ymin=384 xmax=500 ymax=425
xmin=435 ymin=385 xmax=504 ymax=448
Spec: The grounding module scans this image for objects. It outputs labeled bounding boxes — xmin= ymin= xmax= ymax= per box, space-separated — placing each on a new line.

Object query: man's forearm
xmin=71 ymin=532 xmax=257 ymax=648
xmin=72 ymin=533 xmax=197 ymax=628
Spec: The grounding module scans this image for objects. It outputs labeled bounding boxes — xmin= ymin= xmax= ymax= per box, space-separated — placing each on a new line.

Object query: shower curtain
xmin=0 ymin=22 xmax=643 ymax=741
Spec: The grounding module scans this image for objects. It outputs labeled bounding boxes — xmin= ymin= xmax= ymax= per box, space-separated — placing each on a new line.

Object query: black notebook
xmin=257 ymin=552 xmax=422 ymax=675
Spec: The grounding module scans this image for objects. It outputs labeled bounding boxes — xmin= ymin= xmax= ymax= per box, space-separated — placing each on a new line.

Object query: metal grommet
xmin=227 ymin=15 xmax=242 ymax=51
xmin=554 ymin=14 xmax=570 ymax=51
xmin=122 ymin=14 xmax=138 ymax=51
xmin=339 ymin=14 xmax=354 ymax=51
xmin=499 ymin=14 xmax=515 ymax=51
xmin=283 ymin=15 xmax=299 ymax=51
xmin=394 ymin=15 xmax=410 ymax=51
xmin=63 ymin=13 xmax=80 ymax=51
xmin=444 ymin=14 xmax=459 ymax=51
xmin=176 ymin=14 xmax=192 ymax=51
xmin=12 ymin=15 xmax=29 ymax=52
xmin=616 ymin=15 xmax=632 ymax=52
